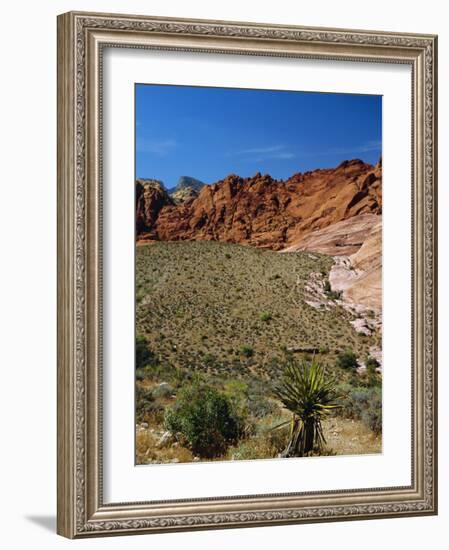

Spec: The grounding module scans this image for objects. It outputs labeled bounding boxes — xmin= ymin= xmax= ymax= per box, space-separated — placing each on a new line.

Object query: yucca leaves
xmin=273 ymin=360 xmax=340 ymax=457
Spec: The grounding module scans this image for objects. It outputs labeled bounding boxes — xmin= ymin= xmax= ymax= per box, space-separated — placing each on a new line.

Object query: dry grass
xmin=135 ymin=241 xmax=382 ymax=464
xmin=136 ymin=241 xmax=379 ymax=378
xmin=323 ymin=416 xmax=381 ymax=455
xmin=136 ymin=429 xmax=195 ymax=465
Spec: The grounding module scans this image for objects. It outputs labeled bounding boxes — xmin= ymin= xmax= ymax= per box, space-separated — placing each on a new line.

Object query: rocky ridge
xmin=136 ymin=159 xmax=382 ymax=249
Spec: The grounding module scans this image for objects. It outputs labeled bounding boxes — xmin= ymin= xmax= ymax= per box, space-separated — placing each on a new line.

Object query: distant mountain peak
xmin=165 ymin=176 xmax=206 ymax=204
xmin=175 ymin=176 xmax=205 ymax=192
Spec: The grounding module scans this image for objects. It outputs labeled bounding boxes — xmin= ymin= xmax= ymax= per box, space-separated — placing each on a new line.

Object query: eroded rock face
xmin=281 ymin=213 xmax=379 ymax=256
xmin=345 ymin=220 xmax=382 ymax=310
xmin=136 ymin=179 xmax=173 ymax=237
xmin=329 ymin=219 xmax=382 ymax=311
xmin=136 ymin=159 xmax=382 ymax=249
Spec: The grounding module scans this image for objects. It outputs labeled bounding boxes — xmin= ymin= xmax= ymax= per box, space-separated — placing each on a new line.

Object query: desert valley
xmin=135 ymin=158 xmax=383 ymax=464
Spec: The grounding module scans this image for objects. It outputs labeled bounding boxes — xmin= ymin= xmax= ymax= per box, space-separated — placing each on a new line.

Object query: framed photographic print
xmin=57 ymin=11 xmax=438 ymax=538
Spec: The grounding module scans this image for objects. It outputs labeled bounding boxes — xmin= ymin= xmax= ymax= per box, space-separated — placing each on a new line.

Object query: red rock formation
xmin=136 ymin=179 xmax=173 ymax=238
xmin=136 ymin=159 xmax=382 ymax=250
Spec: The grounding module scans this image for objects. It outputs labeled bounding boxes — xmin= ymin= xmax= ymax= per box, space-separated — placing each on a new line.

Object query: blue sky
xmin=136 ymin=84 xmax=381 ymax=188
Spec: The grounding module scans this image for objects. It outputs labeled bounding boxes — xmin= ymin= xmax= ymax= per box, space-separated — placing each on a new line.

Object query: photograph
xmin=134 ymin=84 xmax=383 ymax=465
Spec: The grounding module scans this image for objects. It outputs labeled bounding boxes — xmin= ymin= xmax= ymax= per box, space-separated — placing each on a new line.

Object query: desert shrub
xmin=336 ymin=384 xmax=382 ymax=434
xmin=365 ymin=357 xmax=381 ymax=387
xmin=228 ymin=413 xmax=292 ymax=460
xmin=136 ymin=368 xmax=147 ymax=382
xmin=366 ymin=357 xmax=380 ymax=372
xmin=222 ymin=380 xmax=252 ymax=434
xmin=257 ymin=416 xmax=290 ymax=452
xmin=164 ymin=381 xmax=241 ymax=458
xmin=136 ymin=334 xmax=154 ymax=369
xmin=202 ymin=353 xmax=216 ymax=367
xmin=136 ymin=385 xmax=164 ymax=424
xmin=350 ymin=387 xmax=382 ymax=433
xmin=170 ymin=367 xmax=191 ymax=388
xmin=328 ymin=290 xmax=343 ymax=300
xmin=247 ymin=379 xmax=279 ymax=419
xmin=260 ymin=312 xmax=272 ymax=322
xmin=361 ymin=401 xmax=382 ymax=433
xmin=323 ymin=279 xmax=342 ymax=300
xmin=136 ymin=353 xmax=191 ymax=390
xmin=336 ymin=350 xmax=358 ymax=370
xmin=228 ymin=438 xmax=278 ymax=460
xmin=228 ymin=441 xmax=265 ymax=460
xmin=248 ymin=394 xmax=279 ymax=419
xmin=152 ymin=382 xmax=174 ymax=399
xmin=240 ymin=345 xmax=254 ymax=358
xmin=139 ymin=361 xmax=173 ymax=381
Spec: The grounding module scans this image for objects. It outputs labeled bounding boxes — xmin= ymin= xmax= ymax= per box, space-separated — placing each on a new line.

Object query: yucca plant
xmin=273 ymin=359 xmax=340 ymax=457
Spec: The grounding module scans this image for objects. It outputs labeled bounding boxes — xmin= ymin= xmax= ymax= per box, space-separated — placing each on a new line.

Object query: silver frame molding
xmin=57 ymin=11 xmax=438 ymax=538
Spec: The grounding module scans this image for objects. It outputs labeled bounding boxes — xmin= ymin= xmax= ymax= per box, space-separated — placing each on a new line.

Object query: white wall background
xmin=0 ymin=0 xmax=446 ymax=548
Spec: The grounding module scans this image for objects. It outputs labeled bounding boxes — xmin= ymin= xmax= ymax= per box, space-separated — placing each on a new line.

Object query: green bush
xmin=136 ymin=368 xmax=147 ymax=382
xmin=365 ymin=357 xmax=381 ymax=387
xmin=164 ymin=382 xmax=241 ymax=458
xmin=366 ymin=357 xmax=380 ymax=372
xmin=136 ymin=334 xmax=154 ymax=369
xmin=240 ymin=345 xmax=254 ymax=358
xmin=202 ymin=353 xmax=216 ymax=367
xmin=323 ymin=279 xmax=342 ymax=300
xmin=260 ymin=312 xmax=272 ymax=322
xmin=336 ymin=350 xmax=358 ymax=370
xmin=152 ymin=382 xmax=174 ymax=399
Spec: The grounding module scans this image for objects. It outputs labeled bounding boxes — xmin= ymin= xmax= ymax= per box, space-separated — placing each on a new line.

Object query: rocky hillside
xmin=136 ymin=159 xmax=381 ymax=250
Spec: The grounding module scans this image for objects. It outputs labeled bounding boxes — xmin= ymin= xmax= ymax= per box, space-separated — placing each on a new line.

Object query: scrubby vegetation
xmin=135 ymin=241 xmax=382 ymax=464
xmin=335 ymin=384 xmax=382 ymax=434
xmin=165 ymin=380 xmax=241 ymax=458
xmin=336 ymin=350 xmax=359 ymax=370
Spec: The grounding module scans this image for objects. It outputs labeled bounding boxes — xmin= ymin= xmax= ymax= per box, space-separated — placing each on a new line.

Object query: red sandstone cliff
xmin=136 ymin=159 xmax=382 ymax=251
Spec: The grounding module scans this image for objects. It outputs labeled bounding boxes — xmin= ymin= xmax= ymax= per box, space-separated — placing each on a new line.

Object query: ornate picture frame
xmin=57 ymin=11 xmax=437 ymax=538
